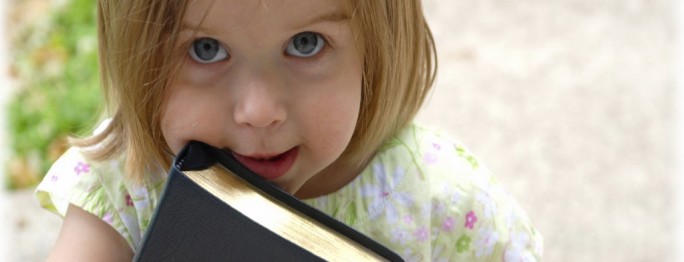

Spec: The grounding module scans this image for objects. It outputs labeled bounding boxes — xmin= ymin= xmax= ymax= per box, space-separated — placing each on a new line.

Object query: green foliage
xmin=7 ymin=0 xmax=100 ymax=189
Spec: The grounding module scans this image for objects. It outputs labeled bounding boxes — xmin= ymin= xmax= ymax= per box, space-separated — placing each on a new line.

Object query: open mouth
xmin=230 ymin=147 xmax=299 ymax=180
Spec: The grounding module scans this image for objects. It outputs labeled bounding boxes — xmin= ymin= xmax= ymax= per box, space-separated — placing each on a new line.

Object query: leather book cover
xmin=134 ymin=141 xmax=403 ymax=261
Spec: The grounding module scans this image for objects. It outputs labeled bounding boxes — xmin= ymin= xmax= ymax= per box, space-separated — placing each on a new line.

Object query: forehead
xmin=183 ymin=0 xmax=348 ymax=31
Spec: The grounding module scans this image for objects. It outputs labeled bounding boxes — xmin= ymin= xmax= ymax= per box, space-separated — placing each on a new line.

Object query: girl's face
xmin=161 ymin=0 xmax=362 ymax=197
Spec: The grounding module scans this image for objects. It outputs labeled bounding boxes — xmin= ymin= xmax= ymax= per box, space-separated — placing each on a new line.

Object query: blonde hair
xmin=75 ymin=0 xmax=436 ymax=180
xmin=343 ymin=0 xmax=437 ymax=169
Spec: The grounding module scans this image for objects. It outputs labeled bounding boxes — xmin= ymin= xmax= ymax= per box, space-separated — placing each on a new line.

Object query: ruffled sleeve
xmin=35 ymin=147 xmax=164 ymax=250
xmin=423 ymin=130 xmax=544 ymax=261
xmin=304 ymin=123 xmax=543 ymax=261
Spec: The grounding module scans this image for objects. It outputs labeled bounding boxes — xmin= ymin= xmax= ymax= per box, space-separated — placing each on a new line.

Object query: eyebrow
xmin=292 ymin=10 xmax=349 ymax=29
xmin=181 ymin=23 xmax=215 ymax=34
xmin=181 ymin=10 xmax=348 ymax=33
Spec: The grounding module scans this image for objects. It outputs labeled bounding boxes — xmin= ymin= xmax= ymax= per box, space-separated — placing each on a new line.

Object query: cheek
xmin=331 ymin=59 xmax=362 ymax=130
xmin=305 ymin=68 xmax=362 ymax=152
xmin=161 ymin=85 xmax=225 ymax=154
xmin=160 ymin=91 xmax=194 ymax=154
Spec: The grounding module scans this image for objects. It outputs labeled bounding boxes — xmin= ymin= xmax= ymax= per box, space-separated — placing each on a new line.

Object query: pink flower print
xmin=456 ymin=234 xmax=471 ymax=253
xmin=103 ymin=212 xmax=114 ymax=225
xmin=361 ymin=164 xmax=410 ymax=222
xmin=442 ymin=216 xmax=456 ymax=231
xmin=403 ymin=215 xmax=414 ymax=224
xmin=74 ymin=161 xmax=90 ymax=176
xmin=424 ymin=152 xmax=438 ymax=164
xmin=414 ymin=227 xmax=430 ymax=242
xmin=465 ymin=211 xmax=478 ymax=229
xmin=125 ymin=194 xmax=134 ymax=207
xmin=361 ymin=184 xmax=391 ymax=220
xmin=432 ymin=142 xmax=441 ymax=151
xmin=50 ymin=175 xmax=59 ymax=182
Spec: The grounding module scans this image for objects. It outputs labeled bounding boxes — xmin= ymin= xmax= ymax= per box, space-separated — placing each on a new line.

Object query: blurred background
xmin=0 ymin=0 xmax=677 ymax=261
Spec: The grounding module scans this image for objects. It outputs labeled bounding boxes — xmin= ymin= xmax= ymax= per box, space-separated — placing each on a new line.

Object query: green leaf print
xmin=382 ymin=137 xmax=403 ymax=150
xmin=141 ymin=219 xmax=149 ymax=230
xmin=345 ymin=201 xmax=357 ymax=226
xmin=456 ymin=234 xmax=472 ymax=253
xmin=456 ymin=146 xmax=479 ymax=169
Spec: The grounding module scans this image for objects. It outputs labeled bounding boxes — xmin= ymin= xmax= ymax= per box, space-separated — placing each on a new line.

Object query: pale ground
xmin=0 ymin=0 xmax=678 ymax=261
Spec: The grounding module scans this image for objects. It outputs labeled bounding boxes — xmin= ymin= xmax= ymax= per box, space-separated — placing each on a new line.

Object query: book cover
xmin=134 ymin=141 xmax=403 ymax=261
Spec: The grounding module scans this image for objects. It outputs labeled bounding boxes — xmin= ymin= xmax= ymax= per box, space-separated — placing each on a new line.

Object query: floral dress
xmin=36 ymin=123 xmax=543 ymax=261
xmin=303 ymin=124 xmax=543 ymax=261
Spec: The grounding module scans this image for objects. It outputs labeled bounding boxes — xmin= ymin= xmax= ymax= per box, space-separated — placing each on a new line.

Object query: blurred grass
xmin=6 ymin=0 xmax=100 ymax=189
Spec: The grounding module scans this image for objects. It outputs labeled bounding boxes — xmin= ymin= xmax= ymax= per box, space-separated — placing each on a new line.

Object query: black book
xmin=134 ymin=141 xmax=403 ymax=261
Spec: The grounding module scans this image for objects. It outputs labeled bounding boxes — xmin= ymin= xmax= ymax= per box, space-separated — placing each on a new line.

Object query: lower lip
xmin=232 ymin=147 xmax=298 ymax=180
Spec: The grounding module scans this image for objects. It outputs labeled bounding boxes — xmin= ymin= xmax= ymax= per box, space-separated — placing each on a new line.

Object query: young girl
xmin=36 ymin=0 xmax=543 ymax=260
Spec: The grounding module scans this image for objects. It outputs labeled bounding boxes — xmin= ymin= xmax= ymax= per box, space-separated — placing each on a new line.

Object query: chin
xmin=271 ymin=181 xmax=301 ymax=195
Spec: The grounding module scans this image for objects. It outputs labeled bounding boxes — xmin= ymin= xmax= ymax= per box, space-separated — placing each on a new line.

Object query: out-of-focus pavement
xmin=1 ymin=0 xmax=65 ymax=261
xmin=418 ymin=0 xmax=675 ymax=261
xmin=1 ymin=0 xmax=678 ymax=261
xmin=0 ymin=0 xmax=9 ymax=256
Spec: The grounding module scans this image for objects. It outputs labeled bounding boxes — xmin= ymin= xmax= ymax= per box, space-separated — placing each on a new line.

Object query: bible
xmin=134 ymin=141 xmax=403 ymax=261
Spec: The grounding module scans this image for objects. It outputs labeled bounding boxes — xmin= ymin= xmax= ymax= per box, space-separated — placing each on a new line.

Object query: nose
xmin=233 ymin=73 xmax=287 ymax=128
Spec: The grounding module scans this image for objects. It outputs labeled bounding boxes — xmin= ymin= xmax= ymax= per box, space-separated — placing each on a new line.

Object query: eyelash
xmin=286 ymin=32 xmax=326 ymax=55
xmin=184 ymin=32 xmax=332 ymax=67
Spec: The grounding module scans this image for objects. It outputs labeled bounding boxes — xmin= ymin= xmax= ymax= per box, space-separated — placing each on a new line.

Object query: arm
xmin=47 ymin=204 xmax=133 ymax=262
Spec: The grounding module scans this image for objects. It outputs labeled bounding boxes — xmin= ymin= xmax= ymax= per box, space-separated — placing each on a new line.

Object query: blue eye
xmin=188 ymin=37 xmax=229 ymax=64
xmin=285 ymin=32 xmax=325 ymax=58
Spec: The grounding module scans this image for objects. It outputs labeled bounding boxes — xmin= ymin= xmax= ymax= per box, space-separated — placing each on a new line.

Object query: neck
xmin=293 ymin=157 xmax=367 ymax=199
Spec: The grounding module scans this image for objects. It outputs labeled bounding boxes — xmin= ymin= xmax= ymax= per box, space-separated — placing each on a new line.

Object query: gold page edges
xmin=184 ymin=165 xmax=387 ymax=262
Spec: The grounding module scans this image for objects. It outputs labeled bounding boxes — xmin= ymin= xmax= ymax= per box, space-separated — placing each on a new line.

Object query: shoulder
xmin=376 ymin=123 xmax=481 ymax=185
xmin=381 ymin=123 xmax=544 ymax=260
xmin=36 ymin=147 xmax=101 ymax=215
xmin=307 ymin=123 xmax=543 ymax=260
xmin=35 ymin=146 xmax=165 ymax=250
